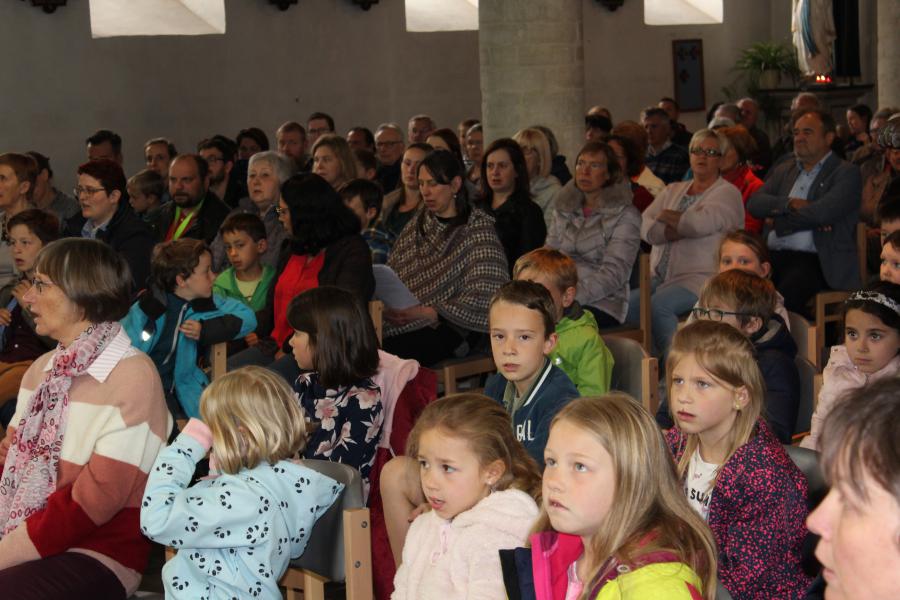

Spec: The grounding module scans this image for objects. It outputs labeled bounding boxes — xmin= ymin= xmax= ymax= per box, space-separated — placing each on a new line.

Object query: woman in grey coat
xmin=546 ymin=141 xmax=641 ymax=327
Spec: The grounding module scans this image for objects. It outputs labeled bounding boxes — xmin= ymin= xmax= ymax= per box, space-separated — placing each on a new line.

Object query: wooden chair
xmin=280 ymin=460 xmax=372 ymax=600
xmin=787 ymin=311 xmax=818 ymax=368
xmin=368 ymin=300 xmax=384 ymax=346
xmin=603 ymin=335 xmax=659 ymax=416
xmin=813 ymin=291 xmax=849 ymax=370
xmin=857 ymin=221 xmax=867 ymax=284
xmin=434 ymin=354 xmax=496 ymax=396
xmin=605 ymin=252 xmax=652 ymax=354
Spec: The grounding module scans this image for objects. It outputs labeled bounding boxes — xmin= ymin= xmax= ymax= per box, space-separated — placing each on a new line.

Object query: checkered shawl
xmin=385 ymin=207 xmax=509 ymax=337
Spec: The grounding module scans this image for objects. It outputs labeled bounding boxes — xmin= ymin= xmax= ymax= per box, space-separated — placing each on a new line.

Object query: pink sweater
xmin=392 ymin=489 xmax=538 ymax=600
xmin=802 ymin=344 xmax=900 ymax=450
xmin=0 ymin=331 xmax=170 ymax=594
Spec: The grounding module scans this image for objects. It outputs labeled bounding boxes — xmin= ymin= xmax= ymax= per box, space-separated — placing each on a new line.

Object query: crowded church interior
xmin=0 ymin=0 xmax=898 ymax=598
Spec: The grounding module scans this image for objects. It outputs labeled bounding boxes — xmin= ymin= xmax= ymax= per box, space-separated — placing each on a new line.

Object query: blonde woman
xmin=312 ymin=133 xmax=358 ymax=190
xmin=513 ymin=127 xmax=561 ymax=223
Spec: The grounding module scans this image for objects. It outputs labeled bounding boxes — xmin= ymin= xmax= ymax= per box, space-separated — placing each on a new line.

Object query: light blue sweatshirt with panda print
xmin=140 ymin=420 xmax=343 ymax=599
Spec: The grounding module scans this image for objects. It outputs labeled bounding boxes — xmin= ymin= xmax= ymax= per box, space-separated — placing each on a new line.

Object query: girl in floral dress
xmin=287 ymin=286 xmax=383 ymax=499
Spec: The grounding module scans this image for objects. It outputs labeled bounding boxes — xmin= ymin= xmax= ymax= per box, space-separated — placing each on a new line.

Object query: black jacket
xmin=156 ymin=192 xmax=231 ymax=245
xmin=64 ymin=202 xmax=156 ymax=292
xmin=752 ymin=313 xmax=801 ymax=443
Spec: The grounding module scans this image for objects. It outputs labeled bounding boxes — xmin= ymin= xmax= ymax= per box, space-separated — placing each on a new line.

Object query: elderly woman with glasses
xmin=626 ymin=129 xmax=744 ymax=362
xmin=209 ymin=150 xmax=291 ymax=272
xmin=0 ymin=238 xmax=169 ymax=599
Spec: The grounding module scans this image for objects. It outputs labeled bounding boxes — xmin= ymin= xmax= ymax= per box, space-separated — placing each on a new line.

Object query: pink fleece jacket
xmin=802 ymin=344 xmax=900 ymax=450
xmin=391 ymin=489 xmax=538 ymax=600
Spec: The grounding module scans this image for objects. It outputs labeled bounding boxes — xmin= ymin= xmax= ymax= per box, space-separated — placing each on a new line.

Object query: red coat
xmin=724 ymin=165 xmax=764 ymax=234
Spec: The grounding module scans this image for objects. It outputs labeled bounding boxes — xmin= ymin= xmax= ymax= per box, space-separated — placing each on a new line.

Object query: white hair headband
xmin=846 ymin=291 xmax=900 ymax=316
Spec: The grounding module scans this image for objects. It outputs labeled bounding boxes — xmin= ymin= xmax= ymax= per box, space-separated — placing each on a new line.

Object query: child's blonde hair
xmin=406 ymin=394 xmax=542 ymax=500
xmin=513 ymin=247 xmax=578 ymax=292
xmin=200 ymin=366 xmax=306 ymax=475
xmin=532 ymin=394 xmax=717 ymax=600
xmin=667 ymin=321 xmax=765 ymax=483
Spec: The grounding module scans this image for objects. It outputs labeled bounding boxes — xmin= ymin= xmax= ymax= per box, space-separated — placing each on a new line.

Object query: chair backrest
xmin=292 ymin=460 xmax=365 ymax=581
xmin=857 ymin=221 xmax=867 ymax=283
xmin=793 ymin=355 xmax=817 ymax=435
xmin=368 ymin=300 xmax=384 ymax=346
xmin=604 ymin=335 xmax=659 ymax=415
xmin=787 ymin=311 xmax=816 ymax=367
xmin=814 ymin=291 xmax=849 ymax=370
xmin=783 ymin=445 xmax=827 ymax=508
xmin=715 ymin=581 xmax=735 ymax=600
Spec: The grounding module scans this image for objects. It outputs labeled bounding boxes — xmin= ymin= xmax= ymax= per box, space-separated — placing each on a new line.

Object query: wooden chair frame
xmin=437 ymin=355 xmax=496 ymax=396
xmin=603 ymin=335 xmax=659 ymax=416
xmin=813 ymin=290 xmax=849 ymax=370
xmin=369 ymin=300 xmax=384 ymax=346
xmin=605 ymin=252 xmax=652 ymax=354
xmin=280 ymin=508 xmax=373 ymax=600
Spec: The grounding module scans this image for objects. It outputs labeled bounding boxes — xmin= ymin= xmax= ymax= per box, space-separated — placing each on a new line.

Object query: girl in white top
xmin=391 ymin=394 xmax=540 ymax=600
xmin=802 ymin=283 xmax=900 ymax=450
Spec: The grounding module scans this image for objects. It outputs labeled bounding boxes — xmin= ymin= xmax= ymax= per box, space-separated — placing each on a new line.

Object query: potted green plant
xmin=734 ymin=41 xmax=799 ymax=89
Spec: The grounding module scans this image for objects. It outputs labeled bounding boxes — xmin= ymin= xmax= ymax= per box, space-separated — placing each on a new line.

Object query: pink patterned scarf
xmin=0 ymin=321 xmax=121 ymax=537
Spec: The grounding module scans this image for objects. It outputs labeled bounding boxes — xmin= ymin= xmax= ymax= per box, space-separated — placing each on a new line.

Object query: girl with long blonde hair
xmin=666 ymin=320 xmax=811 ymax=599
xmin=505 ymin=393 xmax=717 ymax=599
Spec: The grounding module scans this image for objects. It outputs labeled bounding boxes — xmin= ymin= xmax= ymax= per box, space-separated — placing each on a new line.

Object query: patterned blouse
xmin=293 ymin=372 xmax=383 ymax=499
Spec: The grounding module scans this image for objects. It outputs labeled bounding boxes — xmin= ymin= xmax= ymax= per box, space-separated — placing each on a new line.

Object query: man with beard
xmin=276 ymin=121 xmax=310 ymax=173
xmin=198 ymin=136 xmax=242 ymax=208
xmin=158 ymin=154 xmax=230 ymax=244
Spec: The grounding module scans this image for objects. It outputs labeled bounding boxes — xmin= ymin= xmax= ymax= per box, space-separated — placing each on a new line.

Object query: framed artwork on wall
xmin=672 ymin=39 xmax=705 ymax=112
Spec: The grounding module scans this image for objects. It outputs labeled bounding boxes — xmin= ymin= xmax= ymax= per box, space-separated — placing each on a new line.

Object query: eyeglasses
xmin=691 ymin=307 xmax=753 ymax=321
xmin=375 ymin=141 xmax=403 ymax=148
xmin=575 ymin=160 xmax=606 ymax=170
xmin=689 ymin=148 xmax=722 ymax=157
xmin=203 ymin=155 xmax=224 ymax=164
xmin=73 ymin=185 xmax=106 ymax=197
xmin=30 ymin=278 xmax=55 ymax=294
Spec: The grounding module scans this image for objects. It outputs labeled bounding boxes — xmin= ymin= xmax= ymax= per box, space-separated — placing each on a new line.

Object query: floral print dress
xmin=293 ymin=372 xmax=383 ymax=499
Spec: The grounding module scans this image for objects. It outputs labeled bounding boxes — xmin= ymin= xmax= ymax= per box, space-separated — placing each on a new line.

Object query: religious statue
xmin=792 ymin=0 xmax=836 ymax=76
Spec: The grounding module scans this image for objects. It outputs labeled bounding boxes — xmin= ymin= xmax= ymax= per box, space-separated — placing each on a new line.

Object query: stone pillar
xmin=479 ymin=0 xmax=584 ymax=166
xmin=877 ymin=0 xmax=900 ymax=108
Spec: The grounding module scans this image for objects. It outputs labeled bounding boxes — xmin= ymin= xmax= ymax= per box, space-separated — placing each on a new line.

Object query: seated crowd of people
xmin=0 ymin=94 xmax=897 ymax=600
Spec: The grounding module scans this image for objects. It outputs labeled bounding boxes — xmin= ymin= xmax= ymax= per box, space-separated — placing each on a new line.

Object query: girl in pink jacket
xmin=802 ymin=282 xmax=900 ymax=450
xmin=391 ymin=394 xmax=541 ymax=600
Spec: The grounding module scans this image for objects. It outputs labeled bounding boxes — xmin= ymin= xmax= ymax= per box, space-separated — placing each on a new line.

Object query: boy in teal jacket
xmin=514 ymin=248 xmax=613 ymax=396
xmin=123 ymin=239 xmax=255 ymax=419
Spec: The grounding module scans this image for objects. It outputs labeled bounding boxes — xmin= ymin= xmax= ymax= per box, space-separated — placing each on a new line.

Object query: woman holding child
xmin=546 ymin=141 xmax=642 ymax=328
xmin=382 ymin=150 xmax=508 ymax=366
xmin=629 ymin=128 xmax=744 ymax=359
xmin=0 ymin=238 xmax=169 ymax=599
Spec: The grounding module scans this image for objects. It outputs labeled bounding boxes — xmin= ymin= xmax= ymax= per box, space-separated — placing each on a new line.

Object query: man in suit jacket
xmin=748 ymin=108 xmax=862 ymax=316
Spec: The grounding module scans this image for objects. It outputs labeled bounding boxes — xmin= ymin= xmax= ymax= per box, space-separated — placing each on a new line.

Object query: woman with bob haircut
xmin=228 ymin=173 xmax=373 ymax=373
xmin=628 ymin=129 xmax=744 ymax=361
xmin=383 ymin=150 xmax=508 ymax=365
xmin=807 ymin=376 xmax=900 ymax=600
xmin=0 ymin=238 xmax=169 ymax=599
xmin=546 ymin=140 xmax=641 ymax=328
xmin=478 ymin=138 xmax=546 ymax=272
xmin=513 ymin=127 xmax=561 ymax=221
xmin=311 ymin=133 xmax=358 ymax=191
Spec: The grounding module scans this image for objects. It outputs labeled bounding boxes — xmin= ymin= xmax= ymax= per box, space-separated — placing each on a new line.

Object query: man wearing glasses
xmin=374 ymin=123 xmax=406 ymax=193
